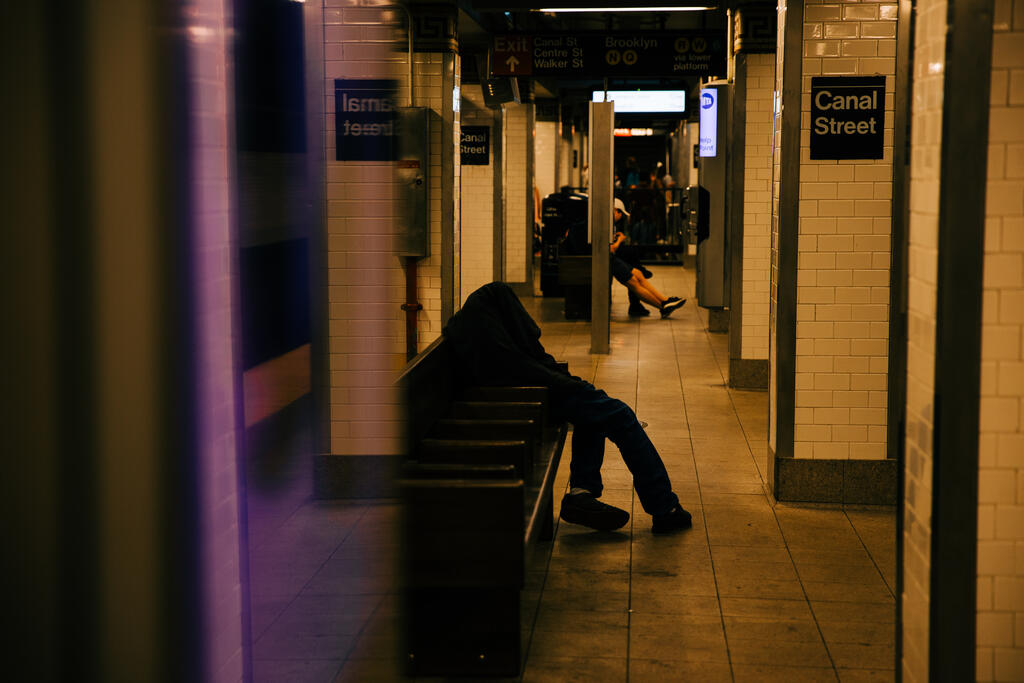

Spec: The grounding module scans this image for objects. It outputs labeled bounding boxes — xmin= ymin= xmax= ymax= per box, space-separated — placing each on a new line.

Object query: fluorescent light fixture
xmin=593 ymin=90 xmax=685 ymax=113
xmin=537 ymin=6 xmax=714 ymax=11
xmin=614 ymin=128 xmax=655 ymax=136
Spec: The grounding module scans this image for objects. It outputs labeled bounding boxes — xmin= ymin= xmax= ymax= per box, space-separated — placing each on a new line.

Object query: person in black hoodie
xmin=443 ymin=282 xmax=693 ymax=533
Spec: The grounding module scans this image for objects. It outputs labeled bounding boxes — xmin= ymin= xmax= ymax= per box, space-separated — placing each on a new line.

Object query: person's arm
xmin=609 ymin=231 xmax=626 ymax=253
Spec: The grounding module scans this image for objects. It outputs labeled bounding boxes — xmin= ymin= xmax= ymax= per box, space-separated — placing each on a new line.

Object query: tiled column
xmin=729 ymin=5 xmax=777 ymax=389
xmin=407 ymin=3 xmax=461 ymax=336
xmin=316 ymin=2 xmax=406 ymax=496
xmin=768 ymin=0 xmax=900 ymax=504
xmin=460 ymin=84 xmax=496 ymax=301
xmin=900 ymin=0 xmax=947 ymax=674
xmin=559 ymin=107 xmax=573 ymax=190
xmin=316 ymin=1 xmax=460 ymax=496
xmin=535 ymin=110 xmax=558 ymax=200
xmin=503 ymin=101 xmax=534 ymax=289
xmin=976 ymin=5 xmax=1024 ymax=679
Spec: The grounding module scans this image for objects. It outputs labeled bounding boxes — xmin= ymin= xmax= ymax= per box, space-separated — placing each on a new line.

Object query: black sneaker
xmin=665 ymin=296 xmax=681 ymax=303
xmin=652 ymin=504 xmax=693 ymax=533
xmin=559 ymin=492 xmax=630 ymax=531
xmin=628 ymin=305 xmax=650 ymax=318
xmin=660 ymin=298 xmax=686 ymax=319
xmin=640 ymin=266 xmax=654 ymax=279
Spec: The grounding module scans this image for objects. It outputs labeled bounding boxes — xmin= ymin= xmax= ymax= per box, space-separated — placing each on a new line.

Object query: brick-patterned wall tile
xmin=325 ymin=9 xmax=407 ymax=459
xmin=977 ymin=2 xmax=1024 ymax=677
xmin=190 ymin=1 xmax=244 ymax=678
xmin=794 ymin=0 xmax=896 ymax=462
xmin=503 ymin=104 xmax=529 ymax=283
xmin=460 ymin=86 xmax=495 ymax=301
xmin=901 ymin=0 xmax=949 ymax=676
xmin=743 ymin=52 xmax=776 ymax=360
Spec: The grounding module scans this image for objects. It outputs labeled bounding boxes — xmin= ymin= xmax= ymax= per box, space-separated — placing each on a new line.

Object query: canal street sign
xmin=491 ymin=32 xmax=726 ymax=79
xmin=460 ymin=126 xmax=490 ymax=165
xmin=810 ymin=76 xmax=886 ymax=160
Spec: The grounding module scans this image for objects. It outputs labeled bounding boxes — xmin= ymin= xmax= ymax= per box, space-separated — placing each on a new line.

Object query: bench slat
xmin=416 ymin=439 xmax=530 ymax=476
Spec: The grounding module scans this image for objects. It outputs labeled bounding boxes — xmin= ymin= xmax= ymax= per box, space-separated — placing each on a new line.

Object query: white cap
xmin=614 ymin=198 xmax=630 ymax=217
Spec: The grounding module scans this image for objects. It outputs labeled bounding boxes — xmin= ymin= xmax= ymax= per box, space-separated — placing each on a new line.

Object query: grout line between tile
xmin=765 ymin=498 xmax=841 ymax=677
xmin=843 ymin=508 xmax=897 ymax=599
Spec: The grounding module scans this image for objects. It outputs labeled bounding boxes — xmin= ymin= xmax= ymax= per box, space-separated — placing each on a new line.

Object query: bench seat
xmin=397 ymin=336 xmax=569 ymax=676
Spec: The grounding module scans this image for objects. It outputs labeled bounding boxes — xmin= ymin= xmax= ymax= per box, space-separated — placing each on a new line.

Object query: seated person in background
xmin=443 ymin=282 xmax=693 ymax=533
xmin=611 ymin=198 xmax=686 ymax=319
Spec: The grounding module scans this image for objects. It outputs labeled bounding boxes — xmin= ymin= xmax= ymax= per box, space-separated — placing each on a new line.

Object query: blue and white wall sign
xmin=699 ymin=88 xmax=718 ymax=157
xmin=334 ymin=79 xmax=398 ymax=161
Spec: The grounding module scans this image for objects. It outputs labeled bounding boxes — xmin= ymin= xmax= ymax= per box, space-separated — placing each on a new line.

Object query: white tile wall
xmin=460 ymin=85 xmax=494 ymax=302
xmin=794 ymin=0 xmax=897 ymax=461
xmin=977 ymin=3 xmax=1024 ymax=679
xmin=769 ymin=1 xmax=787 ymax=455
xmin=413 ymin=55 xmax=445 ymax=348
xmin=189 ymin=1 xmax=244 ymax=678
xmin=902 ymin=0 xmax=947 ymax=676
xmin=535 ymin=120 xmax=558 ymax=202
xmin=559 ymin=122 xmax=572 ymax=190
xmin=324 ymin=3 xmax=405 ymax=458
xmin=503 ymin=103 xmax=529 ymax=283
xmin=742 ymin=52 xmax=776 ymax=360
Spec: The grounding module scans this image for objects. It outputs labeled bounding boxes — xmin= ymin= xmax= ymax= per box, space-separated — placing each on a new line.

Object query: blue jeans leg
xmin=560 ymin=386 xmax=678 ymax=515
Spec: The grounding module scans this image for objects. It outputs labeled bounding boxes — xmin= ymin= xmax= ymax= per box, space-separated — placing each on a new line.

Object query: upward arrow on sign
xmin=505 ymin=55 xmax=520 ymax=72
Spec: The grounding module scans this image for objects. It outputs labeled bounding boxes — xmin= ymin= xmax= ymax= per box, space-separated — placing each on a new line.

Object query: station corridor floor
xmin=249 ymin=265 xmax=897 ymax=682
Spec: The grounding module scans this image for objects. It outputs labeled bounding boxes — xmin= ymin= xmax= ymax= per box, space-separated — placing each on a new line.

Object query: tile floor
xmin=248 ymin=265 xmax=897 ymax=682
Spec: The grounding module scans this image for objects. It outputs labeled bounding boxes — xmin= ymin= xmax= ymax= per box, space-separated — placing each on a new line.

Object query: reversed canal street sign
xmin=491 ymin=32 xmax=726 ymax=79
xmin=810 ymin=76 xmax=885 ymax=160
xmin=334 ymin=79 xmax=398 ymax=161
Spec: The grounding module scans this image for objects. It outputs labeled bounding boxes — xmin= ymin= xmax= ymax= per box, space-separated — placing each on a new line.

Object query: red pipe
xmin=401 ymin=256 xmax=422 ymax=361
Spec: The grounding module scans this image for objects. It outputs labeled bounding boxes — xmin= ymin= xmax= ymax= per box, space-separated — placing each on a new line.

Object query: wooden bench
xmin=398 ymin=336 xmax=569 ymax=677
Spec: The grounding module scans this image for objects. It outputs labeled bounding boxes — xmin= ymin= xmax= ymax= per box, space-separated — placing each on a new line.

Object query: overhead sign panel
xmin=810 ymin=76 xmax=885 ymax=160
xmin=592 ymin=90 xmax=686 ymax=113
xmin=491 ymin=32 xmax=726 ymax=79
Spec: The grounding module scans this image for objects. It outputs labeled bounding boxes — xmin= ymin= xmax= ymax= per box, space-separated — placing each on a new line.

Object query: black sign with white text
xmin=810 ymin=76 xmax=885 ymax=160
xmin=334 ymin=79 xmax=398 ymax=161
xmin=460 ymin=126 xmax=490 ymax=165
xmin=491 ymin=32 xmax=726 ymax=79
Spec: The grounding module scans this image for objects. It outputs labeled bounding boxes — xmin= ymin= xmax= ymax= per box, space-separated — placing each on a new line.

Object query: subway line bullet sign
xmin=810 ymin=76 xmax=885 ymax=160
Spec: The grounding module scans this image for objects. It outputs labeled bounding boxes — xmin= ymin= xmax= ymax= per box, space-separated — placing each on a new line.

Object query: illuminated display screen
xmin=699 ymin=88 xmax=717 ymax=157
xmin=591 ymin=90 xmax=686 ymax=113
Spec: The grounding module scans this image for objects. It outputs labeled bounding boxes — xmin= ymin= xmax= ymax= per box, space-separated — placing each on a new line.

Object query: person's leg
xmin=569 ymin=424 xmax=605 ymax=497
xmin=560 ymin=386 xmax=678 ymax=515
xmin=626 ymin=271 xmax=686 ymax=318
xmin=627 ymin=289 xmax=648 ymax=316
xmin=632 ymin=270 xmax=669 ymax=303
xmin=625 ymin=275 xmax=664 ymax=309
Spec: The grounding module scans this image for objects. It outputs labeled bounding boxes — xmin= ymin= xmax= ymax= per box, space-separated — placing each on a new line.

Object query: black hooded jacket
xmin=442 ymin=282 xmax=586 ymax=402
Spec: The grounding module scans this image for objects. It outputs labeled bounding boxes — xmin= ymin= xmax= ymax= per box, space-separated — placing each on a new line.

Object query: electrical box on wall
xmin=397 ymin=108 xmax=430 ymax=258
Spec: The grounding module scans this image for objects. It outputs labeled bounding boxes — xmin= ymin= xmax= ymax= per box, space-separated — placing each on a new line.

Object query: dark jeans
xmin=556 ymin=383 xmax=678 ymax=515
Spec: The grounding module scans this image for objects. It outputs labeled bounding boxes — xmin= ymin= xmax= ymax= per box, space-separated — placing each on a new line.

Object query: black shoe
xmin=560 ymin=492 xmax=630 ymax=531
xmin=665 ymin=296 xmax=681 ymax=303
xmin=640 ymin=266 xmax=654 ymax=279
xmin=660 ymin=298 xmax=686 ymax=319
xmin=652 ymin=503 xmax=693 ymax=533
xmin=628 ymin=305 xmax=650 ymax=318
